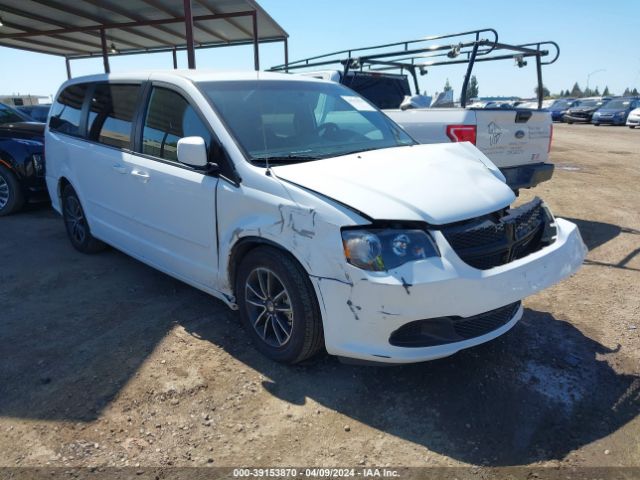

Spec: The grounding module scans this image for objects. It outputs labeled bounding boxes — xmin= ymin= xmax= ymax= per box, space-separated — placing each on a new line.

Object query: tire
xmin=61 ymin=184 xmax=106 ymax=254
xmin=235 ymin=246 xmax=324 ymax=364
xmin=0 ymin=164 xmax=25 ymax=216
xmin=630 ymin=126 xmax=636 ymax=129
xmin=567 ymin=121 xmax=573 ymax=124
xmin=593 ymin=123 xmax=600 ymax=126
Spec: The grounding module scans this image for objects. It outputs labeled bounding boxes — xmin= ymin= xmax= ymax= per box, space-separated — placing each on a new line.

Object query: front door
xmin=123 ymin=86 xmax=219 ymax=289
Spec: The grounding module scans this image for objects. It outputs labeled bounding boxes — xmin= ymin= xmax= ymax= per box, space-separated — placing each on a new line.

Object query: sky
xmin=1 ymin=0 xmax=639 ymax=101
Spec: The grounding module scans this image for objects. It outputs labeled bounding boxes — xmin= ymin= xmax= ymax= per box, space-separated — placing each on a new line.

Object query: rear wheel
xmin=62 ymin=185 xmax=106 ymax=254
xmin=593 ymin=123 xmax=600 ymax=126
xmin=630 ymin=126 xmax=636 ymax=129
xmin=235 ymin=246 xmax=324 ymax=363
xmin=0 ymin=164 xmax=25 ymax=216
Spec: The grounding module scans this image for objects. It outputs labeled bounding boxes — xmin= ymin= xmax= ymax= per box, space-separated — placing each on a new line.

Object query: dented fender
xmin=215 ymin=173 xmax=365 ymax=301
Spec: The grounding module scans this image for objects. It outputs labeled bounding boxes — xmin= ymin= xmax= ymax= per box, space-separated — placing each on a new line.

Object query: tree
xmin=632 ymin=88 xmax=639 ymax=96
xmin=583 ymin=87 xmax=593 ymax=97
xmin=534 ymin=85 xmax=551 ymax=98
xmin=465 ymin=75 xmax=479 ymax=100
xmin=570 ymin=82 xmax=583 ymax=98
xmin=603 ymin=86 xmax=610 ymax=96
xmin=623 ymin=87 xmax=631 ymax=96
xmin=593 ymin=86 xmax=600 ymax=96
xmin=443 ymin=78 xmax=452 ymax=92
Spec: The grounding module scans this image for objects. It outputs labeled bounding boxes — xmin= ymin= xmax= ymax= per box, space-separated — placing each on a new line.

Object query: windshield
xmin=601 ymin=99 xmax=630 ymax=110
xmin=199 ymin=80 xmax=414 ymax=165
xmin=0 ymin=103 xmax=30 ymax=124
xmin=343 ymin=73 xmax=412 ymax=109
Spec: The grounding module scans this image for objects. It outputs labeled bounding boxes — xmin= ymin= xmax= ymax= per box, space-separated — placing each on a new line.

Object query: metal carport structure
xmin=0 ymin=0 xmax=288 ymax=77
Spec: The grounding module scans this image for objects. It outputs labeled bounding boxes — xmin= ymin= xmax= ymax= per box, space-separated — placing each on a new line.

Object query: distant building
xmin=0 ymin=95 xmax=50 ymax=107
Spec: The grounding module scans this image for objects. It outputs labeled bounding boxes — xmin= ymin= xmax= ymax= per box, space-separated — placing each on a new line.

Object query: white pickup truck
xmin=299 ymin=70 xmax=554 ymax=192
xmin=271 ymin=30 xmax=559 ymax=191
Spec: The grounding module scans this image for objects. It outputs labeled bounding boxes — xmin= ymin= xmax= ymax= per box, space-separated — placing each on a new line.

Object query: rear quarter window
xmin=49 ymin=84 xmax=89 ymax=136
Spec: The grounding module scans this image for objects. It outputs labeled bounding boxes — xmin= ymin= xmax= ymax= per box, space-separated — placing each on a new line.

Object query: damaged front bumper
xmin=313 ymin=218 xmax=586 ymax=364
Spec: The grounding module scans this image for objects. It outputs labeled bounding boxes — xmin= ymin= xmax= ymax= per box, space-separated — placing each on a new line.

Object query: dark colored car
xmin=547 ymin=98 xmax=577 ymax=121
xmin=592 ymin=97 xmax=640 ymax=125
xmin=0 ymin=103 xmax=47 ymax=216
xmin=16 ymin=104 xmax=51 ymax=123
xmin=563 ymin=98 xmax=611 ymax=124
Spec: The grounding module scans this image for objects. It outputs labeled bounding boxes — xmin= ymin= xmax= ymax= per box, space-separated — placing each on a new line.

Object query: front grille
xmin=389 ymin=302 xmax=521 ymax=347
xmin=438 ymin=197 xmax=555 ymax=270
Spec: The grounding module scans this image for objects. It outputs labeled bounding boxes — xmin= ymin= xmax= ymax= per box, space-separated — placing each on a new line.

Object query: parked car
xmin=45 ymin=71 xmax=585 ymax=365
xmin=0 ymin=103 xmax=46 ymax=216
xmin=546 ymin=98 xmax=576 ymax=121
xmin=563 ymin=97 xmax=610 ymax=123
xmin=592 ymin=97 xmax=640 ymax=126
xmin=626 ymin=107 xmax=640 ymax=128
xmin=16 ymin=104 xmax=51 ymax=123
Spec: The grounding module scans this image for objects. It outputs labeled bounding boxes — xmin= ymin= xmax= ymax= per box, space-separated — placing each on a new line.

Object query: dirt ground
xmin=0 ymin=124 xmax=639 ymax=472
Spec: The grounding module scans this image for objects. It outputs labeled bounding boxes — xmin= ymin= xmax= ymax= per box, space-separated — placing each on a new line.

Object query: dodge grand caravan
xmin=45 ymin=71 xmax=586 ymax=364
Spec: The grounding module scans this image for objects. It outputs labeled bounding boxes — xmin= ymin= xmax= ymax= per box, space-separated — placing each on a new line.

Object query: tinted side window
xmin=88 ymin=84 xmax=140 ymax=149
xmin=142 ymin=87 xmax=212 ymax=162
xmin=49 ymin=84 xmax=88 ymax=135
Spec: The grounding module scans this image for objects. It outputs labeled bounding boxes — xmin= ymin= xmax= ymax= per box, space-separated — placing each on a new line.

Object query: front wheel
xmin=235 ymin=246 xmax=324 ymax=363
xmin=630 ymin=126 xmax=636 ymax=129
xmin=62 ymin=185 xmax=106 ymax=254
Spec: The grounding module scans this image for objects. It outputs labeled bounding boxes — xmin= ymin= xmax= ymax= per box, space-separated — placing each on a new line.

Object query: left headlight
xmin=342 ymin=228 xmax=439 ymax=271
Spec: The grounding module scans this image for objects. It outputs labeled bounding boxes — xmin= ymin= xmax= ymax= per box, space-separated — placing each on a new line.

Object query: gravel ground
xmin=0 ymin=124 xmax=638 ymax=471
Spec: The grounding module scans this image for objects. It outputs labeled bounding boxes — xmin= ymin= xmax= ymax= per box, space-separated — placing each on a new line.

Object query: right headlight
xmin=341 ymin=228 xmax=440 ymax=271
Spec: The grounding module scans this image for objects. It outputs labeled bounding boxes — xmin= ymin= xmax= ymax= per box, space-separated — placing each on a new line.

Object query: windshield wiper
xmin=252 ymin=154 xmax=323 ymax=166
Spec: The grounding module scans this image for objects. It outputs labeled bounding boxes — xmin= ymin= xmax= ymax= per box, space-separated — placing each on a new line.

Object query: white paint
xmin=45 ymin=70 xmax=586 ymax=364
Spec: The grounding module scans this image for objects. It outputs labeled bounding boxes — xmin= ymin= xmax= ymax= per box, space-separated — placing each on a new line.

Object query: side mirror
xmin=177 ymin=136 xmax=208 ymax=168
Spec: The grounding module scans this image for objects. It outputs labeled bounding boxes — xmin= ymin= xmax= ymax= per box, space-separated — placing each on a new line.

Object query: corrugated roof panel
xmin=0 ymin=0 xmax=287 ymax=57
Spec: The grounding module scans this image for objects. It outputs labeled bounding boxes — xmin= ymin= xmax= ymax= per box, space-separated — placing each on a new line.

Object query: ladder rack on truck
xmin=270 ymin=28 xmax=560 ymax=108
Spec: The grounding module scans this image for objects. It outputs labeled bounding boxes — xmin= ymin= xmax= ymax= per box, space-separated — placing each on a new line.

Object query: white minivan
xmin=45 ymin=70 xmax=586 ymax=364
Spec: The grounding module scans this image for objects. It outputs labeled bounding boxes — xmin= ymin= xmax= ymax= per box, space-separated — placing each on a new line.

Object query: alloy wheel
xmin=244 ymin=267 xmax=294 ymax=348
xmin=64 ymin=195 xmax=87 ymax=245
xmin=0 ymin=174 xmax=9 ymax=209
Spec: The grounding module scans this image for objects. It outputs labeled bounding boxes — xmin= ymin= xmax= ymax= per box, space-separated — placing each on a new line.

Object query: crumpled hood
xmin=0 ymin=121 xmax=45 ymax=140
xmin=568 ymin=107 xmax=598 ymax=113
xmin=273 ymin=143 xmax=516 ymax=225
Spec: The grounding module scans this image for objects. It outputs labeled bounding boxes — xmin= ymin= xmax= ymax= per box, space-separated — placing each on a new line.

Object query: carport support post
xmin=252 ymin=11 xmax=259 ymax=71
xmin=183 ymin=0 xmax=196 ymax=69
xmin=283 ymin=38 xmax=289 ymax=72
xmin=172 ymin=48 xmax=178 ymax=69
xmin=65 ymin=57 xmax=71 ymax=79
xmin=100 ymin=28 xmax=110 ymax=74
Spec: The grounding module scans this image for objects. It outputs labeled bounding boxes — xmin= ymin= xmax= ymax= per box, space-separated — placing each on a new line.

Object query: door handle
xmin=131 ymin=170 xmax=150 ymax=183
xmin=112 ymin=164 xmax=127 ymax=174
